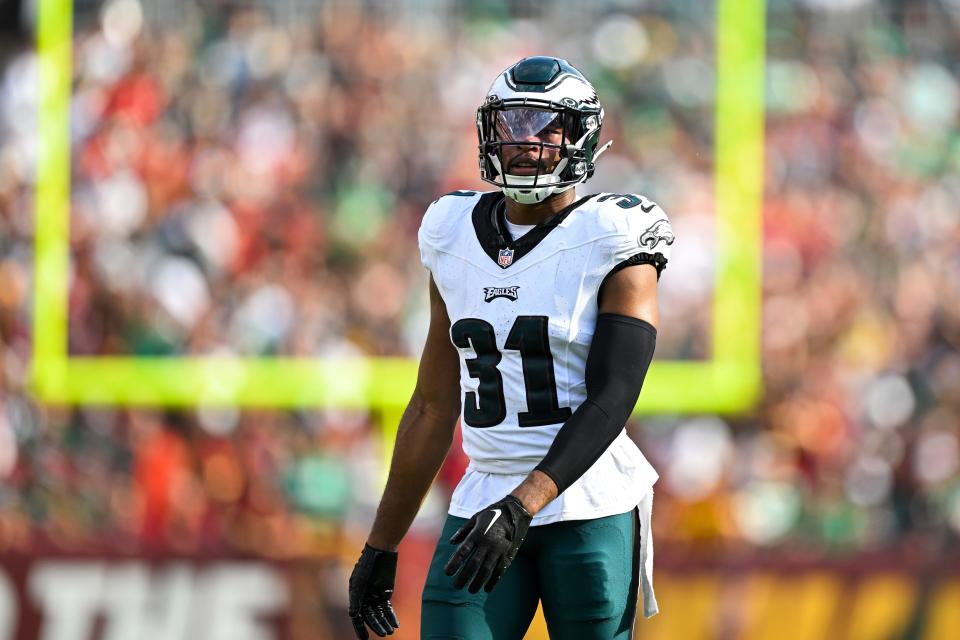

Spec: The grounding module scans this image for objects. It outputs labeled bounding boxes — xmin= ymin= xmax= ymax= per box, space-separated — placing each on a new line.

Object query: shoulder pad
xmin=420 ymin=190 xmax=485 ymax=242
xmin=589 ymin=193 xmax=674 ymax=277
xmin=593 ymin=192 xmax=663 ymax=218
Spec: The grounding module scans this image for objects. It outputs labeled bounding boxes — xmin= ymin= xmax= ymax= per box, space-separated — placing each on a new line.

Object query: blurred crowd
xmin=0 ymin=0 xmax=959 ymax=570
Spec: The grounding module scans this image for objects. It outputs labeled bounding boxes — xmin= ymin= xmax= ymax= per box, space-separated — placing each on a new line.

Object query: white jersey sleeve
xmin=594 ymin=193 xmax=674 ymax=282
xmin=417 ymin=191 xmax=484 ymax=275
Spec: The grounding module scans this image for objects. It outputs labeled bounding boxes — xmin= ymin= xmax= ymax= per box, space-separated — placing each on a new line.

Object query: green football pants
xmin=421 ymin=509 xmax=640 ymax=639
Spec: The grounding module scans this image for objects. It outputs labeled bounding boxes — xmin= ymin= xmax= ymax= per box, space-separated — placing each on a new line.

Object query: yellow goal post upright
xmin=31 ymin=0 xmax=766 ymax=438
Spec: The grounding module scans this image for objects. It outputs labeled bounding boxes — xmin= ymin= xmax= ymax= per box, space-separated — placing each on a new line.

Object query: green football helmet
xmin=477 ymin=57 xmax=612 ymax=204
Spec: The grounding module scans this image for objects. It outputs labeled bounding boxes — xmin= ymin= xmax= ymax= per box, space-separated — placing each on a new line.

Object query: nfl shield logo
xmin=498 ymin=248 xmax=515 ymax=268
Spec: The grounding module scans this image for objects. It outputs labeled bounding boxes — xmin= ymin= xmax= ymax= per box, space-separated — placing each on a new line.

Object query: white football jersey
xmin=418 ymin=190 xmax=674 ymax=525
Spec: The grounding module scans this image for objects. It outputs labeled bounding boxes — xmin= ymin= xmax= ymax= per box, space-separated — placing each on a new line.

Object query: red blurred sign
xmin=0 ymin=556 xmax=291 ymax=640
xmin=3 ymin=550 xmax=960 ymax=640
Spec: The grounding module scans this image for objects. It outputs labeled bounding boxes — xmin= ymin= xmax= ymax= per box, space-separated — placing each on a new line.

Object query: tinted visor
xmin=494 ymin=109 xmax=568 ymax=143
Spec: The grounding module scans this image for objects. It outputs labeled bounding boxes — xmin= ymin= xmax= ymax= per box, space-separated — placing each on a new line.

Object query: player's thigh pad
xmin=421 ymin=514 xmax=540 ymax=640
xmin=537 ymin=510 xmax=639 ymax=640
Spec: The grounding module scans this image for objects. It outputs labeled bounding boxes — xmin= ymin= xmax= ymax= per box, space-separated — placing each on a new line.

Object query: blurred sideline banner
xmin=643 ymin=556 xmax=960 ymax=640
xmin=30 ymin=0 xmax=765 ymax=414
xmin=0 ymin=555 xmax=293 ymax=640
xmin=2 ymin=552 xmax=959 ymax=640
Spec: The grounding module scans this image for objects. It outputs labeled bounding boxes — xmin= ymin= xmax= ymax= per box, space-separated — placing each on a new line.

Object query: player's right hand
xmin=348 ymin=544 xmax=400 ymax=638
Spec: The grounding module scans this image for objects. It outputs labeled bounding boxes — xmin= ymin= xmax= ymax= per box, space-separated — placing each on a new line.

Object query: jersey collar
xmin=471 ymin=192 xmax=597 ymax=269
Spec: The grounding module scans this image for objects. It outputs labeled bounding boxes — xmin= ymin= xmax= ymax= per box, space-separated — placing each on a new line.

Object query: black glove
xmin=348 ymin=544 xmax=400 ymax=638
xmin=443 ymin=495 xmax=532 ymax=593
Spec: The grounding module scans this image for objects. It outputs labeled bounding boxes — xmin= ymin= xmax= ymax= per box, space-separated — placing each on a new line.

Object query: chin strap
xmin=593 ymin=140 xmax=613 ymax=163
xmin=488 ymin=137 xmax=612 ymax=204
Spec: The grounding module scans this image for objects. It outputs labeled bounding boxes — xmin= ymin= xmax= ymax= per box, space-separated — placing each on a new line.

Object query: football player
xmin=348 ymin=56 xmax=673 ymax=639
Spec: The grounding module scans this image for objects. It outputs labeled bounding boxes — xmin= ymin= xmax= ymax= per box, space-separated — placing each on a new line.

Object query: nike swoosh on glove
xmin=444 ymin=495 xmax=532 ymax=593
xmin=348 ymin=544 xmax=400 ymax=638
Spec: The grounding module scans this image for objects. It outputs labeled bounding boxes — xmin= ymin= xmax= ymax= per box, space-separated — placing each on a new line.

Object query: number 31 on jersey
xmin=451 ymin=316 xmax=572 ymax=429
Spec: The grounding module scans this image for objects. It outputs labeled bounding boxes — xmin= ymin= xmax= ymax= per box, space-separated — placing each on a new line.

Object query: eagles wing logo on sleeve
xmin=484 ymin=286 xmax=520 ymax=302
xmin=639 ymin=219 xmax=676 ymax=250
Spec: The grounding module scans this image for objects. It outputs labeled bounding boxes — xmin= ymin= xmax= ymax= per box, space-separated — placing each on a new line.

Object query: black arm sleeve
xmin=534 ymin=313 xmax=657 ymax=495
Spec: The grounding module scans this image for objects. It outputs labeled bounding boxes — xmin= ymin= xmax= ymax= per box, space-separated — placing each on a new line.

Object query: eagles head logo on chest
xmin=639 ymin=219 xmax=676 ymax=250
xmin=484 ymin=286 xmax=520 ymax=303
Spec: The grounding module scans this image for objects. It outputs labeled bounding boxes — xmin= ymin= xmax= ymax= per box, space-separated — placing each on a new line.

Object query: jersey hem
xmin=447 ymin=489 xmax=651 ymax=527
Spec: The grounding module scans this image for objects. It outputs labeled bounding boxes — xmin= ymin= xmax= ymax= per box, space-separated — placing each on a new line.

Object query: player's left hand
xmin=444 ymin=495 xmax=532 ymax=593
